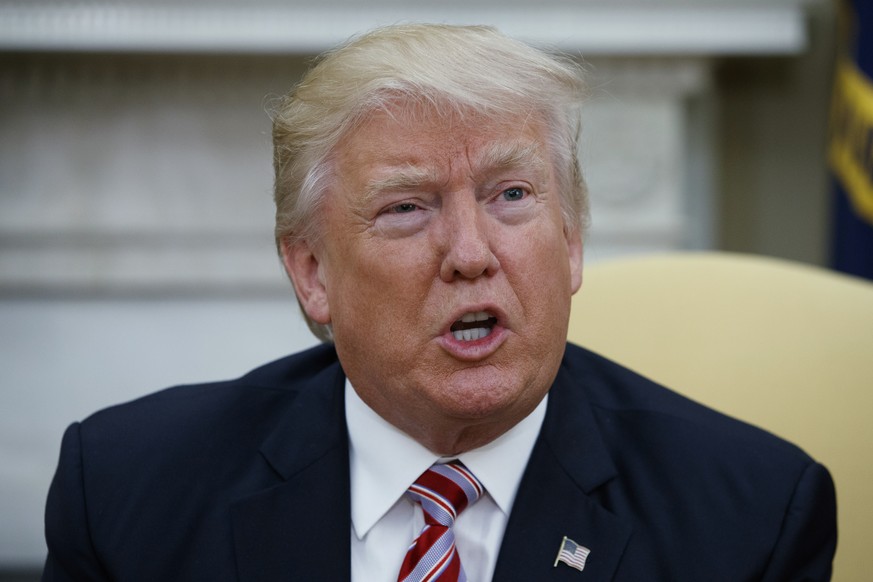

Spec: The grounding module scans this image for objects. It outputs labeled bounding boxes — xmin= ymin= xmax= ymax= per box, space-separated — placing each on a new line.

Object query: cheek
xmin=375 ymin=232 xmax=440 ymax=276
xmin=327 ymin=238 xmax=437 ymax=321
xmin=497 ymin=227 xmax=575 ymax=332
xmin=501 ymin=223 xmax=570 ymax=278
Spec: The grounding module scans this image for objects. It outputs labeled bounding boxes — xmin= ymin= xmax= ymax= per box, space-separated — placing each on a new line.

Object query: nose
xmin=438 ymin=197 xmax=501 ymax=282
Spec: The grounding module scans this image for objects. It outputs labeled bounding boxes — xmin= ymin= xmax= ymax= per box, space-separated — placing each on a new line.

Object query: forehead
xmin=333 ymin=103 xmax=553 ymax=181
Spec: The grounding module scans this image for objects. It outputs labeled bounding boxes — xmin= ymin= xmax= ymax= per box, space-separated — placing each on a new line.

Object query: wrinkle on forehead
xmin=338 ymin=103 xmax=553 ymax=210
xmin=362 ymin=140 xmax=549 ymax=200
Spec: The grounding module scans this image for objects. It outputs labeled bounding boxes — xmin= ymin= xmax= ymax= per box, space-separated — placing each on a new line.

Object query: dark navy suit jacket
xmin=43 ymin=343 xmax=837 ymax=581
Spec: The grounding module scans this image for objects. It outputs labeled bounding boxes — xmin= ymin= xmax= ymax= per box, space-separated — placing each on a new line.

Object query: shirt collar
xmin=346 ymin=379 xmax=547 ymax=539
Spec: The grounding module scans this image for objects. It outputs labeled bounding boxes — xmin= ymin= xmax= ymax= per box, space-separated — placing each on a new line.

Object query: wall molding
xmin=0 ymin=4 xmax=805 ymax=55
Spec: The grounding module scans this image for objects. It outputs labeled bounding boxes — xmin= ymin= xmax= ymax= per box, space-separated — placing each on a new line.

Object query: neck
xmin=390 ymin=398 xmax=547 ymax=457
xmin=413 ymin=423 xmax=510 ymax=457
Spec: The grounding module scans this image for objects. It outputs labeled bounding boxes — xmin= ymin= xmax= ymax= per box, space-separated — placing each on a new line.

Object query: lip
xmin=436 ymin=303 xmax=508 ymax=361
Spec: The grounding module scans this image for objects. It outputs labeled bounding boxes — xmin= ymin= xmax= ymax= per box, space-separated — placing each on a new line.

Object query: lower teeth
xmin=453 ymin=327 xmax=492 ymax=342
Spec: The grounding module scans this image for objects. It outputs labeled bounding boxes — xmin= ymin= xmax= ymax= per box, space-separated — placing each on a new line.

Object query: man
xmin=43 ymin=24 xmax=836 ymax=581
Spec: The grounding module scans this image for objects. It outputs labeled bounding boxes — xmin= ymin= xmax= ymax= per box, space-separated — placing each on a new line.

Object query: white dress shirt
xmin=346 ymin=380 xmax=547 ymax=582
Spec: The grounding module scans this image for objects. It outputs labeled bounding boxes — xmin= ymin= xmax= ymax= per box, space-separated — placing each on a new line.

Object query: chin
xmin=436 ymin=375 xmax=539 ymax=421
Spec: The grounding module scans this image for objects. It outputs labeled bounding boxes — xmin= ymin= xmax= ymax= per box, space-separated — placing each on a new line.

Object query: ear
xmin=566 ymin=227 xmax=584 ymax=294
xmin=280 ymin=237 xmax=331 ymax=325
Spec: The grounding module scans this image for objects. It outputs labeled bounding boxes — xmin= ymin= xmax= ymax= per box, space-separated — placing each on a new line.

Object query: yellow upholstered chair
xmin=567 ymin=252 xmax=873 ymax=581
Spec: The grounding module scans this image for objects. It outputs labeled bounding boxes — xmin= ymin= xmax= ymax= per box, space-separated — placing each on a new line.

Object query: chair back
xmin=567 ymin=252 xmax=873 ymax=580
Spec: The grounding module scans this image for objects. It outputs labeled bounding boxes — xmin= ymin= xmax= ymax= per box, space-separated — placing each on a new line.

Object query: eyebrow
xmin=476 ymin=140 xmax=549 ymax=182
xmin=364 ymin=165 xmax=438 ymax=195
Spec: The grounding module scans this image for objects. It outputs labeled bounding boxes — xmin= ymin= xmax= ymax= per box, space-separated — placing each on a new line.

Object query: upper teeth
xmin=452 ymin=311 xmax=494 ymax=342
xmin=460 ymin=311 xmax=491 ymax=323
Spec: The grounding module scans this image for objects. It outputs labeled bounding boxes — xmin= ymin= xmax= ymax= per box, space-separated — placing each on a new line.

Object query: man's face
xmin=285 ymin=103 xmax=583 ymax=453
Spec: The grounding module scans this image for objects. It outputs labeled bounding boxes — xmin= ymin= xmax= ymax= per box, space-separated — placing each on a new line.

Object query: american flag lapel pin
xmin=553 ymin=535 xmax=591 ymax=572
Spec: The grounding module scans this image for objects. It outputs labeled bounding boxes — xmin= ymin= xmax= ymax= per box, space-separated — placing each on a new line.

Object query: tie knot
xmin=406 ymin=461 xmax=483 ymax=527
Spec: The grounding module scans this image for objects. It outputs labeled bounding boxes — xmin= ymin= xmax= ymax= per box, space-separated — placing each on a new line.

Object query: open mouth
xmin=449 ymin=311 xmax=498 ymax=342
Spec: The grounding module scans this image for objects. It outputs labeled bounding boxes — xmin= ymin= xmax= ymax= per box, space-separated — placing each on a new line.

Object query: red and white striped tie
xmin=397 ymin=460 xmax=484 ymax=582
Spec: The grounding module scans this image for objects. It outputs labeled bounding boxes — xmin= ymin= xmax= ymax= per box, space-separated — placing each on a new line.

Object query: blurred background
xmin=0 ymin=0 xmax=844 ymax=576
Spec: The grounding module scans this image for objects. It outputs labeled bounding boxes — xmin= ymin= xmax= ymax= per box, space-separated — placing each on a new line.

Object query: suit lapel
xmin=231 ymin=359 xmax=352 ymax=582
xmin=493 ymin=351 xmax=633 ymax=581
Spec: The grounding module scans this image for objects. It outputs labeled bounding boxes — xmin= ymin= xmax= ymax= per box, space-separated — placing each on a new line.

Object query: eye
xmin=501 ymin=187 xmax=526 ymax=202
xmin=374 ymin=199 xmax=430 ymax=238
xmin=387 ymin=202 xmax=419 ymax=214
